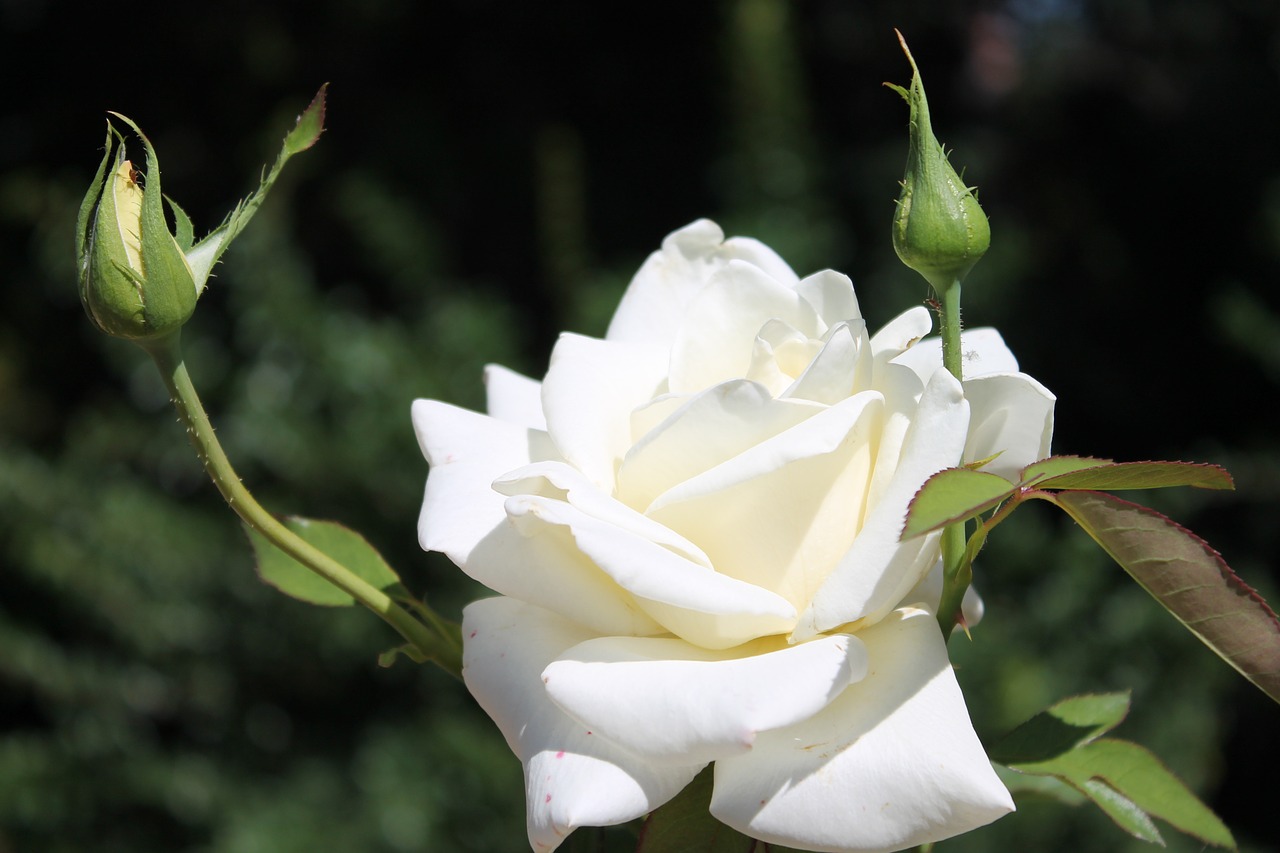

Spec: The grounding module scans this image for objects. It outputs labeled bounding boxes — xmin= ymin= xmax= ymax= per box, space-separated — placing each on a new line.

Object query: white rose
xmin=413 ymin=220 xmax=1055 ymax=853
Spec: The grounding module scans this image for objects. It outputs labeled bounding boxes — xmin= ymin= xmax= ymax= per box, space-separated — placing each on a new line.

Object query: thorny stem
xmin=143 ymin=333 xmax=463 ymax=678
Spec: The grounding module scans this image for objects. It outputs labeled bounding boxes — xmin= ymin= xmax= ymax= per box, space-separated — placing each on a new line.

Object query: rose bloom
xmin=413 ymin=220 xmax=1054 ymax=852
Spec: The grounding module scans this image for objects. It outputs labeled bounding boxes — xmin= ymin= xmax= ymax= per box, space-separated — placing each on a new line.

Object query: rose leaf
xmin=246 ymin=515 xmax=404 ymax=607
xmin=1038 ymin=490 xmax=1280 ymax=704
xmin=283 ymin=83 xmax=328 ymax=155
xmin=1006 ymin=738 xmax=1235 ymax=849
xmin=989 ymin=691 xmax=1131 ymax=764
xmin=1029 ymin=459 xmax=1234 ymax=492
xmin=1019 ymin=455 xmax=1114 ymax=486
xmin=901 ymin=467 xmax=1016 ymax=540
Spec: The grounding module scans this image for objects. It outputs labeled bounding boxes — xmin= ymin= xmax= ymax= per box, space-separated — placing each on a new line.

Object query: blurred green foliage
xmin=2 ymin=0 xmax=1278 ymax=851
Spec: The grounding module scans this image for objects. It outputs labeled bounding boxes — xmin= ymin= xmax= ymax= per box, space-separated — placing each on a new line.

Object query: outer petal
xmin=464 ymin=499 xmax=666 ymax=637
xmin=485 ymin=363 xmax=546 ymax=429
xmin=540 ymin=333 xmax=669 ymax=492
xmin=869 ymin=306 xmax=932 ymax=368
xmin=415 ymin=400 xmax=651 ymax=633
xmin=890 ymin=327 xmax=1020 ymax=385
xmin=543 ymin=633 xmax=868 ymax=766
xmin=962 ymin=372 xmax=1056 ymax=480
xmin=606 ymin=219 xmax=800 ymax=344
xmin=463 ymin=598 xmax=703 ymax=852
xmin=797 ymin=369 xmax=969 ymax=639
xmin=796 ymin=269 xmax=862 ymax=329
xmin=710 ymin=607 xmax=1013 ymax=853
xmin=413 ymin=399 xmax=554 ymax=562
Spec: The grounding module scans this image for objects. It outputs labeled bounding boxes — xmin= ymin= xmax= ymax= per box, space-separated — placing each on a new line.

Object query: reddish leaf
xmin=1032 ymin=459 xmax=1234 ymax=492
xmin=1042 ymin=490 xmax=1280 ymax=704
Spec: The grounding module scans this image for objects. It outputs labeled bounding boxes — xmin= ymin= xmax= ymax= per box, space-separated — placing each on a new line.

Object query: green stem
xmin=143 ymin=333 xmax=462 ymax=677
xmin=936 ymin=281 xmax=966 ymax=641
xmin=939 ymin=280 xmax=963 ymax=380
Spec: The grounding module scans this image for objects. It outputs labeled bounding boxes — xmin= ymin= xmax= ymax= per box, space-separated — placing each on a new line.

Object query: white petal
xmin=615 ymin=380 xmax=821 ymax=513
xmin=540 ymin=333 xmax=669 ymax=492
xmin=669 ymin=260 xmax=823 ymax=393
xmin=485 ymin=363 xmax=546 ymax=429
xmin=869 ymin=307 xmax=933 ymax=368
xmin=797 ymin=370 xmax=969 ymax=638
xmin=782 ymin=322 xmax=872 ymax=406
xmin=463 ymin=498 xmax=665 ymax=636
xmin=415 ymin=403 xmax=640 ymax=633
xmin=496 ymin=460 xmax=713 ymax=568
xmin=963 ymin=372 xmax=1056 ymax=480
xmin=860 ymin=363 xmax=925 ymax=516
xmin=890 ymin=327 xmax=1020 ymax=386
xmin=710 ymin=608 xmax=1014 ymax=853
xmin=505 ymin=494 xmax=796 ymax=648
xmin=543 ymin=633 xmax=868 ymax=765
xmin=796 ymin=269 xmax=862 ymax=330
xmin=462 ymin=598 xmax=703 ymax=852
xmin=646 ymin=392 xmax=884 ymax=611
xmin=606 ymin=219 xmax=799 ymax=344
xmin=746 ymin=320 xmax=823 ymax=396
xmin=413 ymin=399 xmax=556 ymax=563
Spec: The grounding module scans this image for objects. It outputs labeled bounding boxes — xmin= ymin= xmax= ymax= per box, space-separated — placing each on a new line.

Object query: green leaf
xmin=247 ymin=516 xmax=403 ymax=607
xmin=1020 ymin=455 xmax=1114 ymax=486
xmin=902 ymin=467 xmax=1016 ymax=539
xmin=1033 ymin=460 xmax=1234 ymax=492
xmin=990 ymin=692 xmax=1130 ymax=764
xmin=1077 ymin=777 xmax=1164 ymax=845
xmin=1011 ymin=739 xmax=1235 ymax=849
xmin=1046 ymin=692 xmax=1131 ymax=736
xmin=377 ymin=643 xmax=427 ymax=667
xmin=637 ymin=766 xmax=766 ymax=853
xmin=184 ymin=85 xmax=328 ymax=289
xmin=1042 ymin=490 xmax=1280 ymax=704
xmin=993 ymin=763 xmax=1085 ymax=806
xmin=283 ymin=83 xmax=327 ymax=155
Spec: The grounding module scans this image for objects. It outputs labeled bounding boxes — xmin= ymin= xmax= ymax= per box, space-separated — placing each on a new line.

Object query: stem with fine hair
xmin=936 ymin=281 xmax=969 ymax=641
xmin=142 ymin=333 xmax=462 ymax=676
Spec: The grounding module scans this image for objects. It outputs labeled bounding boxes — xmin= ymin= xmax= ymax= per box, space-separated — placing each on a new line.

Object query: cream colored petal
xmin=782 ymin=322 xmax=872 ymax=406
xmin=669 ymin=260 xmax=823 ymax=393
xmin=796 ymin=269 xmax=862 ymax=330
xmin=543 ymin=632 xmax=868 ymax=765
xmin=412 ymin=399 xmax=554 ymax=564
xmin=462 ymin=598 xmax=703 ymax=852
xmin=485 ymin=363 xmax=546 ymax=429
xmin=615 ymin=380 xmax=821 ymax=513
xmin=710 ymin=608 xmax=1014 ymax=853
xmin=962 ymin=372 xmax=1056 ymax=480
xmin=890 ymin=327 xmax=1020 ymax=386
xmin=796 ymin=369 xmax=968 ymax=639
xmin=646 ymin=392 xmax=883 ymax=610
xmin=506 ymin=494 xmax=796 ymax=648
xmin=540 ymin=333 xmax=669 ymax=492
xmin=869 ymin=306 xmax=933 ymax=369
xmin=606 ymin=219 xmax=799 ymax=344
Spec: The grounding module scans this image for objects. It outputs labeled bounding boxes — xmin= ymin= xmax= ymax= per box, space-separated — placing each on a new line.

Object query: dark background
xmin=2 ymin=1 xmax=1278 ymax=850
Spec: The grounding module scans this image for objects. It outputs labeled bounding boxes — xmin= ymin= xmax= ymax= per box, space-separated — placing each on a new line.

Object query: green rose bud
xmin=76 ymin=118 xmax=199 ymax=342
xmin=887 ymin=31 xmax=990 ymax=295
